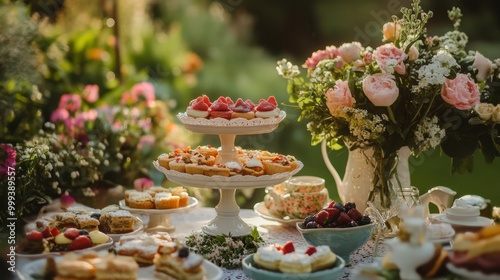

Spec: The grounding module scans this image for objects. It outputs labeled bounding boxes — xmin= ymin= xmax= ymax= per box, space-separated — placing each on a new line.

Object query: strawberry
xmin=336 ymin=212 xmax=353 ymax=226
xmin=315 ymin=209 xmax=329 ymax=225
xmin=347 ymin=208 xmax=363 ymax=221
xmin=324 ymin=208 xmax=341 ymax=223
xmin=26 ymin=230 xmax=44 ymax=241
xmin=64 ymin=228 xmax=80 ymax=240
xmin=326 ymin=200 xmax=337 ymax=208
xmin=70 ymin=235 xmax=93 ymax=251
xmin=274 ymin=244 xmax=283 ymax=251
xmin=281 ymin=241 xmax=295 ymax=254
xmin=267 ymin=96 xmax=278 ymax=106
xmin=41 ymin=226 xmax=53 ymax=238
xmin=305 ymin=246 xmax=317 ymax=256
xmin=50 ymin=227 xmax=61 ymax=237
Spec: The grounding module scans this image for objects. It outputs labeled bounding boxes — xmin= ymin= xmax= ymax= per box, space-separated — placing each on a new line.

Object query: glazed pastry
xmin=225 ymin=161 xmax=243 ymax=176
xmin=261 ymin=155 xmax=299 ymax=174
xmin=253 ymin=245 xmax=283 ymax=271
xmin=231 ymin=98 xmax=255 ymax=120
xmin=203 ymin=164 xmax=230 ymax=177
xmin=279 ymin=253 xmax=312 ymax=274
xmin=242 ymin=157 xmax=265 ymax=176
xmin=209 ymin=97 xmax=233 ymax=119
xmin=155 ymin=193 xmax=180 ymax=209
xmin=186 ymin=96 xmax=211 ymax=118
xmin=154 ymin=245 xmax=205 ymax=280
xmin=255 ymin=97 xmax=280 ymax=118
xmin=126 ymin=192 xmax=155 ymax=209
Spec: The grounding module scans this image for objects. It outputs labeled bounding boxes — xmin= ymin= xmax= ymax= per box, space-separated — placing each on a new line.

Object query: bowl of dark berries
xmin=296 ymin=201 xmax=375 ymax=264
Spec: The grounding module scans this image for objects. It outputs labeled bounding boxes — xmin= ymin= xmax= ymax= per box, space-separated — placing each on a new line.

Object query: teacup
xmin=285 ymin=176 xmax=325 ymax=193
xmin=264 ymin=177 xmax=329 ymax=219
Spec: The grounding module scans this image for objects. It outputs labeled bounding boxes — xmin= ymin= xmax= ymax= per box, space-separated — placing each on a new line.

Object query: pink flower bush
xmin=82 ymin=85 xmax=99 ymax=103
xmin=58 ymin=93 xmax=82 ymax=112
xmin=302 ymin=46 xmax=340 ymax=69
xmin=0 ymin=144 xmax=16 ymax=177
xmin=441 ymin=74 xmax=480 ymax=110
xmin=134 ymin=177 xmax=154 ymax=191
xmin=372 ymin=43 xmax=407 ymax=75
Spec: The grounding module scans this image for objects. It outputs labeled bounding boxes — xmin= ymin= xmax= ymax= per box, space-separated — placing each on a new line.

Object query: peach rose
xmin=472 ymin=51 xmax=493 ymax=82
xmin=492 ymin=105 xmax=500 ymax=123
xmin=382 ymin=22 xmax=401 ymax=42
xmin=362 ymin=73 xmax=399 ymax=107
xmin=373 ymin=43 xmax=407 ymax=75
xmin=475 ymin=103 xmax=495 ymax=121
xmin=408 ymin=45 xmax=419 ymax=61
xmin=441 ymin=74 xmax=481 ymax=110
xmin=338 ymin=42 xmax=363 ymax=64
xmin=325 ymin=80 xmax=355 ymax=114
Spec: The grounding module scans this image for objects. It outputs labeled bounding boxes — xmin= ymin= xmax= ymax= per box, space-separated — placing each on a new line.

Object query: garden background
xmin=1 ymin=0 xmax=500 ymax=221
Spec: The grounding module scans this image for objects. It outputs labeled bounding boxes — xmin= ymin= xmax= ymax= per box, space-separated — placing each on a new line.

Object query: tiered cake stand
xmin=153 ymin=111 xmax=302 ymax=236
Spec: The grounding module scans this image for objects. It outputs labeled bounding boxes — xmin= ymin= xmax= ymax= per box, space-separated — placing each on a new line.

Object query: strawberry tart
xmin=186 ymin=95 xmax=211 ymax=118
xmin=231 ymin=98 xmax=255 ymax=119
xmin=255 ymin=97 xmax=280 ymax=118
xmin=209 ymin=96 xmax=233 ymax=119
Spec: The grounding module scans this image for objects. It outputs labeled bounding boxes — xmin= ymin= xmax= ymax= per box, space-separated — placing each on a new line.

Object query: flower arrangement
xmin=185 ymin=227 xmax=264 ymax=269
xmin=277 ymin=0 xmax=500 ymax=208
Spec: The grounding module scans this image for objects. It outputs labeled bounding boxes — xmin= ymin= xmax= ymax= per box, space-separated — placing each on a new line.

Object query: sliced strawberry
xmin=281 ymin=241 xmax=295 ymax=254
xmin=267 ymin=96 xmax=278 ymax=106
xmin=315 ymin=209 xmax=330 ymax=225
xmin=274 ymin=244 xmax=283 ymax=251
xmin=64 ymin=228 xmax=80 ymax=240
xmin=41 ymin=226 xmax=53 ymax=238
xmin=50 ymin=227 xmax=61 ymax=237
xmin=233 ymin=98 xmax=251 ymax=112
xmin=70 ymin=235 xmax=93 ymax=251
xmin=191 ymin=99 xmax=209 ymax=110
xmin=326 ymin=200 xmax=337 ymax=209
xmin=245 ymin=99 xmax=255 ymax=111
xmin=26 ymin=230 xmax=44 ymax=241
xmin=255 ymin=99 xmax=275 ymax=111
xmin=347 ymin=208 xmax=363 ymax=222
xmin=225 ymin=96 xmax=234 ymax=105
xmin=305 ymin=246 xmax=317 ymax=256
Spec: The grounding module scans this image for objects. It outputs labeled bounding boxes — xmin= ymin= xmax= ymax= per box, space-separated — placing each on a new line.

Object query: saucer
xmin=253 ymin=202 xmax=302 ymax=226
xmin=434 ymin=213 xmax=493 ymax=227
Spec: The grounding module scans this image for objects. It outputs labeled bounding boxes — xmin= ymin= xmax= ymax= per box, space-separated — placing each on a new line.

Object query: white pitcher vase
xmin=321 ymin=140 xmax=412 ymax=215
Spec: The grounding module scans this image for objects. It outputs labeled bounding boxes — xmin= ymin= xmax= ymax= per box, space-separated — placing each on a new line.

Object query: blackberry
xmin=349 ymin=221 xmax=359 ymax=227
xmin=333 ymin=203 xmax=346 ymax=213
xmin=79 ymin=230 xmax=89 ymax=236
xmin=358 ymin=215 xmax=372 ymax=225
xmin=305 ymin=221 xmax=318 ymax=229
xmin=178 ymin=247 xmax=190 ymax=258
xmin=344 ymin=202 xmax=356 ymax=212
xmin=90 ymin=213 xmax=101 ymax=220
xmin=303 ymin=215 xmax=316 ymax=227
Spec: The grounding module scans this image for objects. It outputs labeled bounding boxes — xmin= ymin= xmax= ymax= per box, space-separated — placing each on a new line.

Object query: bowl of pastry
xmin=242 ymin=241 xmax=345 ymax=280
xmin=295 ymin=201 xmax=375 ymax=264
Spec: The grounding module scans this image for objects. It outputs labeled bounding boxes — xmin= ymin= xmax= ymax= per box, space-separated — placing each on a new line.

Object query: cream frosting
xmin=225 ymin=161 xmax=242 ymax=170
xmin=245 ymin=157 xmax=263 ymax=168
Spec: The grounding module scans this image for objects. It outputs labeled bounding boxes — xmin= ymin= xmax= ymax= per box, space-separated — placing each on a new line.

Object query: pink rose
xmin=131 ymin=82 xmax=156 ymax=105
xmin=362 ymin=73 xmax=399 ymax=107
xmin=0 ymin=143 xmax=16 ymax=177
xmin=382 ymin=22 xmax=401 ymax=42
xmin=303 ymin=46 xmax=339 ymax=69
xmin=325 ymin=80 xmax=355 ymax=114
xmin=50 ymin=108 xmax=70 ymax=123
xmin=82 ymin=84 xmax=99 ymax=103
xmin=58 ymin=93 xmax=82 ymax=112
xmin=472 ymin=52 xmax=493 ymax=82
xmin=338 ymin=42 xmax=363 ymax=64
xmin=441 ymin=73 xmax=481 ymax=110
xmin=120 ymin=91 xmax=137 ymax=105
xmin=373 ymin=43 xmax=407 ymax=75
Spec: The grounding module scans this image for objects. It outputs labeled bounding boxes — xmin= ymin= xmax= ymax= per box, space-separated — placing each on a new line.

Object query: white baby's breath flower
xmin=276 ymin=59 xmax=300 ymax=79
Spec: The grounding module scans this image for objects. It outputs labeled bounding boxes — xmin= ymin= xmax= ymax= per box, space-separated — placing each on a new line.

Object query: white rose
xmin=492 ymin=105 xmax=500 ymax=123
xmin=472 ymin=52 xmax=493 ymax=82
xmin=475 ymin=103 xmax=495 ymax=121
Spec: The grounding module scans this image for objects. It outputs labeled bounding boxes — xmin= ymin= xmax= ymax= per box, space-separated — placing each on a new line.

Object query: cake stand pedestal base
xmin=144 ymin=213 xmax=175 ymax=233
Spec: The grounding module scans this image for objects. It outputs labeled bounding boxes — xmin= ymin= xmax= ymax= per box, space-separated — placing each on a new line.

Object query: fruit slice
xmin=70 ymin=235 xmax=93 ymax=251
xmin=26 ymin=231 xmax=44 ymax=241
xmin=64 ymin=228 xmax=80 ymax=240
xmin=305 ymin=246 xmax=317 ymax=256
xmin=41 ymin=226 xmax=53 ymax=238
xmin=281 ymin=241 xmax=295 ymax=254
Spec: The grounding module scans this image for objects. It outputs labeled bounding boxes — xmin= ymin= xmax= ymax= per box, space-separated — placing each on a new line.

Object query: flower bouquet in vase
xmin=277 ymin=0 xmax=500 ymax=235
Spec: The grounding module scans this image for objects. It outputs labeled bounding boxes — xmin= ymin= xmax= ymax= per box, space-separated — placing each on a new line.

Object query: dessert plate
xmin=17 ymin=256 xmax=224 ymax=280
xmin=253 ymin=202 xmax=302 ymax=226
xmin=119 ymin=196 xmax=199 ymax=215
xmin=433 ymin=214 xmax=493 ymax=227
xmin=446 ymin=263 xmax=500 ymax=280
xmin=242 ymin=253 xmax=345 ymax=280
xmin=16 ymin=237 xmax=113 ymax=259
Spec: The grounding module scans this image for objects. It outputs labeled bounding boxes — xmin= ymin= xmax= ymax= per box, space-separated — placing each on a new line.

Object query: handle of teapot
xmin=419 ymin=186 xmax=457 ymax=215
xmin=321 ymin=140 xmax=343 ymax=187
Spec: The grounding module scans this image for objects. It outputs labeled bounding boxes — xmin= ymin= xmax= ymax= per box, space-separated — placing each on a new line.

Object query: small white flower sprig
xmin=185 ymin=227 xmax=264 ymax=269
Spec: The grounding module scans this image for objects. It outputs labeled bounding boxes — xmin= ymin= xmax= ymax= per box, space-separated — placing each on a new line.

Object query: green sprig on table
xmin=185 ymin=227 xmax=264 ymax=269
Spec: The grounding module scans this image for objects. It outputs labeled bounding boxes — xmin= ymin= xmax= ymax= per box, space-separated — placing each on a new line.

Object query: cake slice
xmin=154 ymin=244 xmax=205 ymax=280
xmin=100 ymin=210 xmax=136 ymax=234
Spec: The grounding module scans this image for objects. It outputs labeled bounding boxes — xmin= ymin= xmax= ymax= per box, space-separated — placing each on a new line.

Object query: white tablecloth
xmin=167 ymin=207 xmax=385 ymax=280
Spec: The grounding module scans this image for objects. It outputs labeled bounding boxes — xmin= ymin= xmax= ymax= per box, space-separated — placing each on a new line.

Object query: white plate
xmin=16 ymin=237 xmax=113 ymax=259
xmin=446 ymin=263 xmax=500 ymax=279
xmin=119 ymin=196 xmax=199 ymax=215
xmin=434 ymin=214 xmax=493 ymax=227
xmin=153 ymin=161 xmax=303 ymax=189
xmin=17 ymin=257 xmax=223 ymax=280
xmin=253 ymin=202 xmax=302 ymax=226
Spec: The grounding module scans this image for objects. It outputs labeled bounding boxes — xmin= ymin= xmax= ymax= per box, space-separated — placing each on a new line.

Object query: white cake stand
xmin=153 ymin=112 xmax=302 ymax=236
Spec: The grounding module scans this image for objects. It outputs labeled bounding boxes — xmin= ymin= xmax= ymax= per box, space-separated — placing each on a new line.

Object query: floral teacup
xmin=284 ymin=176 xmax=325 ymax=193
xmin=264 ymin=179 xmax=329 ymax=219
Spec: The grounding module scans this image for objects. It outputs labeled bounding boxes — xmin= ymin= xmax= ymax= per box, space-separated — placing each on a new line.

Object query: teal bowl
xmin=296 ymin=222 xmax=375 ymax=264
xmin=242 ymin=253 xmax=345 ymax=280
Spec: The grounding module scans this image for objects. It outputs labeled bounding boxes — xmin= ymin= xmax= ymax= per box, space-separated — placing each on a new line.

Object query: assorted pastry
xmin=157 ymin=145 xmax=300 ymax=177
xmin=253 ymin=241 xmax=337 ymax=274
xmin=449 ymin=224 xmax=500 ymax=275
xmin=41 ymin=252 xmax=139 ymax=280
xmin=124 ymin=186 xmax=190 ymax=209
xmin=32 ymin=204 xmax=140 ymax=235
xmin=154 ymin=242 xmax=206 ymax=280
xmin=114 ymin=232 xmax=174 ymax=266
xmin=186 ymin=95 xmax=280 ymax=120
